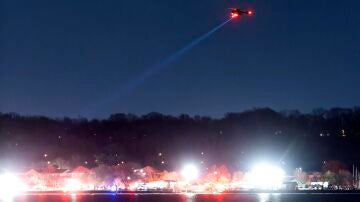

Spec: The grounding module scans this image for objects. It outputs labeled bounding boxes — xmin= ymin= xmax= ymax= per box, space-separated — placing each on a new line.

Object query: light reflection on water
xmin=257 ymin=193 xmax=282 ymax=202
xmin=258 ymin=193 xmax=270 ymax=202
xmin=6 ymin=193 xmax=283 ymax=202
xmin=70 ymin=193 xmax=77 ymax=202
xmin=10 ymin=192 xmax=360 ymax=202
xmin=185 ymin=193 xmax=196 ymax=202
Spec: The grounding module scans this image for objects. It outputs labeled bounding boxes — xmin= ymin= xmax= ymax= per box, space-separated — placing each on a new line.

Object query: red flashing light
xmin=248 ymin=10 xmax=253 ymax=15
xmin=231 ymin=13 xmax=239 ymax=18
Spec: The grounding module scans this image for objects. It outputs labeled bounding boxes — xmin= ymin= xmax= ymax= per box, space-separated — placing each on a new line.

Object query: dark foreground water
xmin=10 ymin=193 xmax=360 ymax=202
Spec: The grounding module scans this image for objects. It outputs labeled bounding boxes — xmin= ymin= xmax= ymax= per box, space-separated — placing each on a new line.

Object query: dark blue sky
xmin=1 ymin=0 xmax=359 ymax=118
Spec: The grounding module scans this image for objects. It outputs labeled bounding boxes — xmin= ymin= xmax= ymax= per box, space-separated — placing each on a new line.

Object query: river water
xmin=9 ymin=193 xmax=360 ymax=202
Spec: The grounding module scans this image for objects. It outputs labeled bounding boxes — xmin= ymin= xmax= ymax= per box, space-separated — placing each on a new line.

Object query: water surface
xmin=11 ymin=193 xmax=360 ymax=202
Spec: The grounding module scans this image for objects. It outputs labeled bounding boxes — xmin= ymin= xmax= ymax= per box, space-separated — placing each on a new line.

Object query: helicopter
xmin=229 ymin=8 xmax=253 ymax=18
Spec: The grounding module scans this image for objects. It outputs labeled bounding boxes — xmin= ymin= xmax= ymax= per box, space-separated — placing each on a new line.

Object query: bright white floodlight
xmin=64 ymin=179 xmax=82 ymax=192
xmin=0 ymin=173 xmax=27 ymax=200
xmin=248 ymin=163 xmax=285 ymax=190
xmin=181 ymin=164 xmax=199 ymax=181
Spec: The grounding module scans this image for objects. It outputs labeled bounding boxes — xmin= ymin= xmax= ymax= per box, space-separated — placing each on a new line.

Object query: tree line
xmin=1 ymin=107 xmax=360 ymax=171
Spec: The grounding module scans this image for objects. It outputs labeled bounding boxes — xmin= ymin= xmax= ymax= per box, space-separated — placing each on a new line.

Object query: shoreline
xmin=20 ymin=190 xmax=360 ymax=195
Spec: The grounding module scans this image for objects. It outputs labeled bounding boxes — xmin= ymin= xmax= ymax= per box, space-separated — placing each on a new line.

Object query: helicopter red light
xmin=248 ymin=10 xmax=253 ymax=15
xmin=231 ymin=13 xmax=239 ymax=18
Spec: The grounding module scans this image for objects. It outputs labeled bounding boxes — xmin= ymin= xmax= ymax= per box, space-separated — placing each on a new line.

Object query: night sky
xmin=1 ymin=0 xmax=360 ymax=118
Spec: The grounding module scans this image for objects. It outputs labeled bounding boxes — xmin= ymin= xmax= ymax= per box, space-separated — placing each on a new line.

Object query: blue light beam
xmin=120 ymin=18 xmax=233 ymax=94
xmin=84 ymin=18 xmax=233 ymax=117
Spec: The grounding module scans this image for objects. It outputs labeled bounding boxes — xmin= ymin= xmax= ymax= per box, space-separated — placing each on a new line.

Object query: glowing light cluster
xmin=146 ymin=181 xmax=168 ymax=189
xmin=181 ymin=164 xmax=199 ymax=181
xmin=231 ymin=13 xmax=239 ymax=18
xmin=248 ymin=163 xmax=285 ymax=190
xmin=63 ymin=179 xmax=82 ymax=192
xmin=0 ymin=173 xmax=27 ymax=200
xmin=128 ymin=182 xmax=140 ymax=190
